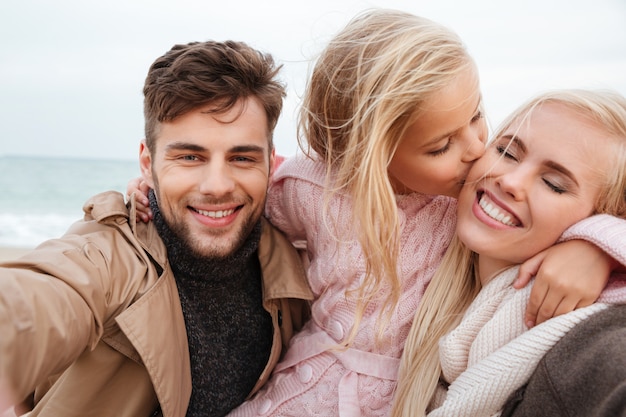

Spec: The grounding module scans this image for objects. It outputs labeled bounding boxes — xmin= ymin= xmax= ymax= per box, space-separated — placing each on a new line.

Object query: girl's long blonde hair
xmin=298 ymin=8 xmax=475 ymax=345
xmin=391 ymin=89 xmax=626 ymax=417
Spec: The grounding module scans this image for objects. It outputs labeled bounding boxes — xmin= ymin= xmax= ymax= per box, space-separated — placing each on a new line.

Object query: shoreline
xmin=0 ymin=246 xmax=34 ymax=262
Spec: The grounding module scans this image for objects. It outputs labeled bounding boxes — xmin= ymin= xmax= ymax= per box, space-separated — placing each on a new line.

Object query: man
xmin=0 ymin=40 xmax=312 ymax=417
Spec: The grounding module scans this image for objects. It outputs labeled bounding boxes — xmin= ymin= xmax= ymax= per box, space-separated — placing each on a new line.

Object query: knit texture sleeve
xmin=430 ymin=266 xmax=615 ymax=417
xmin=559 ymin=214 xmax=626 ymax=268
xmin=265 ymin=155 xmax=328 ymax=245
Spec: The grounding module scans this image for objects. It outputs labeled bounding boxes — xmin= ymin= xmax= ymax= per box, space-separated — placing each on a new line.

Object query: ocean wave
xmin=0 ymin=213 xmax=80 ymax=248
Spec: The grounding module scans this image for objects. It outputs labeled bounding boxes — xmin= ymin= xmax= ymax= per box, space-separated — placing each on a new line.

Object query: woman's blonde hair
xmin=298 ymin=8 xmax=475 ymax=345
xmin=391 ymin=88 xmax=626 ymax=417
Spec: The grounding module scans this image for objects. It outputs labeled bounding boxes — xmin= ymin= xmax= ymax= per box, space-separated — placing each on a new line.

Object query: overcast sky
xmin=1 ymin=0 xmax=625 ymax=160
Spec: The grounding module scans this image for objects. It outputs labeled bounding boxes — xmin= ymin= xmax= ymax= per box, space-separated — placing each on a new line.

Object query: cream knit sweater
xmin=429 ymin=214 xmax=626 ymax=417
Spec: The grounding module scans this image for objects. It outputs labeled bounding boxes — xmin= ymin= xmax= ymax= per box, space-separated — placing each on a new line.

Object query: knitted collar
xmin=149 ymin=189 xmax=261 ymax=284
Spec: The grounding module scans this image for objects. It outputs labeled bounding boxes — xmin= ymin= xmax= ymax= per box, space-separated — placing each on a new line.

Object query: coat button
xmin=258 ymin=398 xmax=272 ymax=414
xmin=298 ymin=364 xmax=313 ymax=383
xmin=277 ymin=309 xmax=283 ymax=327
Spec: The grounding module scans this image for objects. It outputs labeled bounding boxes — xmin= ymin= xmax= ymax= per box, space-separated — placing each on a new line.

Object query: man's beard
xmin=167 ymin=211 xmax=258 ymax=260
xmin=148 ymin=188 xmax=262 ymax=260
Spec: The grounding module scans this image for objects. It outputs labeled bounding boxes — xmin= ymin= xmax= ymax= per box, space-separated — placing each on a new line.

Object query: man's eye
xmin=181 ymin=155 xmax=198 ymax=161
xmin=231 ymin=155 xmax=260 ymax=164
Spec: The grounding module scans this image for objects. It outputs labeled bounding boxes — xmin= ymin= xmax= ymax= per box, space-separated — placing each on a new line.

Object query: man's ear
xmin=269 ymin=147 xmax=277 ymax=179
xmin=139 ymin=140 xmax=155 ymax=188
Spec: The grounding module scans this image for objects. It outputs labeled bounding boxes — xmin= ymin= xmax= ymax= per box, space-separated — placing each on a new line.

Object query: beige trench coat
xmin=0 ymin=191 xmax=312 ymax=417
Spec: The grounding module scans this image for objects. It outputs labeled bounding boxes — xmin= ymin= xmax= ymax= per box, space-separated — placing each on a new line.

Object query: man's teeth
xmin=196 ymin=208 xmax=235 ymax=219
xmin=478 ymin=195 xmax=516 ymax=226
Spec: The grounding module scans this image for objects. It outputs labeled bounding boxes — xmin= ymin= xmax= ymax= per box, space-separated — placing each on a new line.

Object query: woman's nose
xmin=495 ymin=166 xmax=530 ymax=201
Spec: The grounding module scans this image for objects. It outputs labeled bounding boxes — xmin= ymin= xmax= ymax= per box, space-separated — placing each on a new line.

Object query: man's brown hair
xmin=143 ymin=40 xmax=285 ymax=151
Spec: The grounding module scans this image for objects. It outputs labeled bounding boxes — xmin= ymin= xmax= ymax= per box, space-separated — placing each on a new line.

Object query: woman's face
xmin=456 ymin=102 xmax=612 ymax=279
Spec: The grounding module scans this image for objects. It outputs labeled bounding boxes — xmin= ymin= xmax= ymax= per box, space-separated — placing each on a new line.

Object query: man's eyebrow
xmin=230 ymin=145 xmax=266 ymax=154
xmin=163 ymin=143 xmax=266 ymax=154
xmin=164 ymin=142 xmax=206 ymax=152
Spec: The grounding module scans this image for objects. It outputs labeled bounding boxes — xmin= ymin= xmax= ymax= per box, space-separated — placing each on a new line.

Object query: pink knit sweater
xmin=228 ymin=155 xmax=457 ymax=416
xmin=227 ymin=156 xmax=625 ymax=417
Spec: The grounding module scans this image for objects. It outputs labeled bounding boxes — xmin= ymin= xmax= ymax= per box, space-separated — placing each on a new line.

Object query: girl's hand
xmin=126 ymin=177 xmax=153 ymax=223
xmin=516 ymin=239 xmax=615 ymax=327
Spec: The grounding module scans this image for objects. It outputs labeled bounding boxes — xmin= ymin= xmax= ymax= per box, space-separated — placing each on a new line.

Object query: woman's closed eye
xmin=542 ymin=176 xmax=567 ymax=194
xmin=495 ymin=144 xmax=518 ymax=161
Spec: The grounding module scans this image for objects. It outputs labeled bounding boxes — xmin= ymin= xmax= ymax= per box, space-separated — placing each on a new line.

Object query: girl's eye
xmin=495 ymin=145 xmax=518 ymax=161
xmin=429 ymin=141 xmax=451 ymax=156
xmin=543 ymin=178 xmax=566 ymax=194
xmin=471 ymin=110 xmax=483 ymax=123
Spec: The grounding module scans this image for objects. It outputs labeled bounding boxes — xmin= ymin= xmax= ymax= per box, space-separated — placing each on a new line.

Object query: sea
xmin=0 ymin=156 xmax=140 ymax=248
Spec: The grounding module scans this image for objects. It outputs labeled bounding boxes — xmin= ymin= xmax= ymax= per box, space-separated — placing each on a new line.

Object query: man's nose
xmin=199 ymin=162 xmax=236 ymax=196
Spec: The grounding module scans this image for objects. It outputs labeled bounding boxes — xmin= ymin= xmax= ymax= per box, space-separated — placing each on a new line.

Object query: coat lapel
xmin=116 ymin=272 xmax=191 ymax=417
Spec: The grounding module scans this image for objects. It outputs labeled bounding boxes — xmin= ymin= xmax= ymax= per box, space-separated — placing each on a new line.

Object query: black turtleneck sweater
xmin=150 ymin=191 xmax=273 ymax=417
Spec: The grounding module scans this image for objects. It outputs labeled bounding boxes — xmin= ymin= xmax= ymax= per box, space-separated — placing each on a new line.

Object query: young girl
xmin=129 ymin=10 xmax=623 ymax=417
xmin=391 ymin=89 xmax=626 ymax=417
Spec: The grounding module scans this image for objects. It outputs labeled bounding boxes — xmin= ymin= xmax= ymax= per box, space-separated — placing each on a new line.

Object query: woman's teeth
xmin=478 ymin=195 xmax=517 ymax=226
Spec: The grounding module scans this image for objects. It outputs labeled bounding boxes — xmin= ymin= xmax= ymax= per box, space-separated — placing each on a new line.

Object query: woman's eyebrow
xmin=499 ymin=135 xmax=527 ymax=155
xmin=544 ymin=160 xmax=579 ymax=187
xmin=501 ymin=134 xmax=579 ymax=187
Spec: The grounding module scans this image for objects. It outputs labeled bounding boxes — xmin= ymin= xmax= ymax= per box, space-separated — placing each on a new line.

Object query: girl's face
xmin=388 ymin=67 xmax=488 ymax=198
xmin=456 ymin=102 xmax=612 ymax=281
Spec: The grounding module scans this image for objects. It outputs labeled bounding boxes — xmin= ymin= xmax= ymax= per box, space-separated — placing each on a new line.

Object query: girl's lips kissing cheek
xmin=473 ymin=191 xmax=521 ymax=228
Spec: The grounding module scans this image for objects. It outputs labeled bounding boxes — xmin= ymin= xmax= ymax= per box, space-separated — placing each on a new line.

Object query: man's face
xmin=140 ymin=97 xmax=275 ymax=258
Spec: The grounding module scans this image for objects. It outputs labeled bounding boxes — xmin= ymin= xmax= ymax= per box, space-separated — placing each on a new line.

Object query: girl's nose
xmin=462 ymin=131 xmax=486 ymax=163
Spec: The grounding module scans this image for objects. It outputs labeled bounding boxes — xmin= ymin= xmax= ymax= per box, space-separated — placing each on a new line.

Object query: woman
xmin=392 ymin=89 xmax=626 ymax=417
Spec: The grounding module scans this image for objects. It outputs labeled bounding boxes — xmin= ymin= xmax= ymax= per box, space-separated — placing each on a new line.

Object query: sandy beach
xmin=0 ymin=247 xmax=33 ymax=262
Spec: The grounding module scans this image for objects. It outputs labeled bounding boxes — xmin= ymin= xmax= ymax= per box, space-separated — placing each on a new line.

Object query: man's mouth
xmin=478 ymin=193 xmax=519 ymax=227
xmin=193 ymin=207 xmax=237 ymax=219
